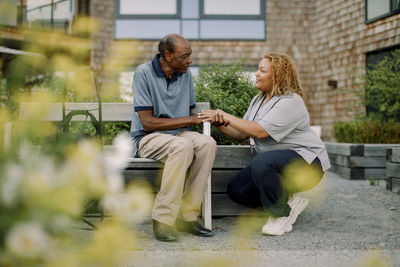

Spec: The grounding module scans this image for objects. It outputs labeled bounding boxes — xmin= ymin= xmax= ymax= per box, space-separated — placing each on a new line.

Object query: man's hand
xmin=138 ymin=110 xmax=203 ymax=131
xmin=190 ymin=114 xmax=203 ymax=125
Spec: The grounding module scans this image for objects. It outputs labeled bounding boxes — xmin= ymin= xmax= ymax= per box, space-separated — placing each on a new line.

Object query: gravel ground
xmin=121 ymin=171 xmax=400 ymax=267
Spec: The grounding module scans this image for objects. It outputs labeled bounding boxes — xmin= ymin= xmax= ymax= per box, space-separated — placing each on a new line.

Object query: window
xmin=118 ymin=0 xmax=179 ymax=17
xmin=365 ymin=45 xmax=400 ymax=116
xmin=25 ymin=0 xmax=75 ymax=31
xmin=0 ymin=0 xmax=77 ymax=33
xmin=115 ymin=0 xmax=265 ymax=40
xmin=0 ymin=0 xmax=18 ymax=27
xmin=202 ymin=0 xmax=262 ymax=17
xmin=366 ymin=0 xmax=400 ymax=23
xmin=203 ymin=0 xmax=260 ymax=16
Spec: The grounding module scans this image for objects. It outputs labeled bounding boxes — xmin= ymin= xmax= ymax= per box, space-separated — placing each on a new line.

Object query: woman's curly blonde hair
xmin=260 ymin=52 xmax=304 ymax=98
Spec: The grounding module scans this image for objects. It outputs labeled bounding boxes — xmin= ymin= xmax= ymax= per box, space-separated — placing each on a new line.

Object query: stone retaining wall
xmin=326 ymin=142 xmax=400 ymax=180
xmin=386 ymin=148 xmax=400 ymax=193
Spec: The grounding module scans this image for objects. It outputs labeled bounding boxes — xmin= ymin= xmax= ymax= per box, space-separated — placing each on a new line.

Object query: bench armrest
xmin=201 ymin=121 xmax=212 ymax=229
xmin=202 ymin=121 xmax=211 ymax=137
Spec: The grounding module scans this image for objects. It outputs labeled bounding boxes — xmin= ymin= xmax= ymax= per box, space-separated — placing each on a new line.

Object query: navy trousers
xmin=227 ymin=150 xmax=323 ymax=217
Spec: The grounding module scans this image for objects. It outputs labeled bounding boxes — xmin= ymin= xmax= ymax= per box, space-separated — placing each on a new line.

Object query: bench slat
xmin=19 ymin=102 xmax=210 ymax=122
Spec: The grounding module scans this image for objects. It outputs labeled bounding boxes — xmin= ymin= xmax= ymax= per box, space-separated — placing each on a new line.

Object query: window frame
xmin=365 ymin=44 xmax=400 ymax=116
xmin=113 ymin=0 xmax=266 ymax=41
xmin=365 ymin=0 xmax=400 ymax=24
xmin=0 ymin=0 xmax=77 ymax=33
xmin=200 ymin=0 xmax=265 ymax=20
xmin=115 ymin=0 xmax=182 ymax=20
xmin=25 ymin=0 xmax=74 ymax=24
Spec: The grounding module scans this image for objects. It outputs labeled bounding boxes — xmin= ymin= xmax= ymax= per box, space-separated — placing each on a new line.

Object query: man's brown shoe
xmin=176 ymin=220 xmax=214 ymax=237
xmin=153 ymin=220 xmax=178 ymax=242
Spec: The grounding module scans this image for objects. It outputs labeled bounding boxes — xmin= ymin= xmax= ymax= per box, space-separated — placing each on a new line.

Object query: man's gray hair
xmin=158 ymin=34 xmax=183 ymax=57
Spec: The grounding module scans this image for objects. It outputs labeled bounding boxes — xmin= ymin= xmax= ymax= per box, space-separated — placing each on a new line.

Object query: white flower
xmin=101 ymin=132 xmax=133 ymax=193
xmin=103 ymin=170 xmax=124 ymax=193
xmin=23 ymin=157 xmax=58 ymax=196
xmin=6 ymin=222 xmax=50 ymax=259
xmin=125 ymin=185 xmax=153 ymax=224
xmin=1 ymin=164 xmax=24 ymax=207
xmin=112 ymin=132 xmax=133 ymax=159
xmin=108 ymin=132 xmax=133 ymax=171
xmin=49 ymin=215 xmax=73 ymax=232
xmin=18 ymin=141 xmax=41 ymax=167
xmin=64 ymin=139 xmax=107 ymax=195
xmin=35 ymin=158 xmax=58 ymax=188
xmin=101 ymin=183 xmax=153 ymax=225
xmin=102 ymin=192 xmax=130 ymax=216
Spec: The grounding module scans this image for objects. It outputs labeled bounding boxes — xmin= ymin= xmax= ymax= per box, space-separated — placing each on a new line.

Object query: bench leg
xmin=201 ymin=174 xmax=212 ymax=230
xmin=200 ymin=121 xmax=212 ymax=230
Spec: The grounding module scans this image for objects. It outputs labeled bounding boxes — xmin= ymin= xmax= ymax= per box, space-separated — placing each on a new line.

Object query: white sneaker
xmin=262 ymin=216 xmax=292 ymax=236
xmin=288 ymin=194 xmax=309 ymax=225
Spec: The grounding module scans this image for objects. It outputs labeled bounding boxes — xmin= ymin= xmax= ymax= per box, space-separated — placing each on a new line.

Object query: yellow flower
xmin=79 ymin=221 xmax=135 ymax=266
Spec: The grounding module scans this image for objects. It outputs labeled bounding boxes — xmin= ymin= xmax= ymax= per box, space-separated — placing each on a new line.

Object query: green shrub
xmin=102 ymin=122 xmax=130 ymax=145
xmin=335 ymin=49 xmax=400 ymax=143
xmin=57 ymin=121 xmax=130 ymax=145
xmin=365 ymin=49 xmax=400 ymax=121
xmin=194 ymin=63 xmax=257 ymax=144
xmin=334 ymin=117 xmax=400 ymax=143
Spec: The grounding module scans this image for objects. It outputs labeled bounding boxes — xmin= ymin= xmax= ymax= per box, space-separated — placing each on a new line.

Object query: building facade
xmin=1 ymin=0 xmax=400 ymax=140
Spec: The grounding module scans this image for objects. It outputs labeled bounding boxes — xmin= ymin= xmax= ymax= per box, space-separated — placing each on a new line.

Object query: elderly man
xmin=130 ymin=33 xmax=217 ymax=242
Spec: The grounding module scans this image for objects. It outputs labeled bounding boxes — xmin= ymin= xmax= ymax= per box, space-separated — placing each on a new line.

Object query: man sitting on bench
xmin=130 ymin=33 xmax=217 ymax=242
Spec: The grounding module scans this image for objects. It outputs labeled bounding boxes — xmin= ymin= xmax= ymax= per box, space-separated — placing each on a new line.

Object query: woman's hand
xmin=198 ymin=109 xmax=229 ymax=127
xmin=199 ymin=109 xmax=251 ymax=141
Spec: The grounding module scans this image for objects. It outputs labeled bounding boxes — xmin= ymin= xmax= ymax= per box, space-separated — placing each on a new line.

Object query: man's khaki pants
xmin=138 ymin=131 xmax=217 ymax=226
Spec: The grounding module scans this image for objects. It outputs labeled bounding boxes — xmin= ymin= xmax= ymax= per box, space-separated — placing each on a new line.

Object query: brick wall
xmin=90 ymin=0 xmax=115 ymax=87
xmin=310 ymin=0 xmax=400 ymax=139
xmin=90 ymin=0 xmax=400 ymax=140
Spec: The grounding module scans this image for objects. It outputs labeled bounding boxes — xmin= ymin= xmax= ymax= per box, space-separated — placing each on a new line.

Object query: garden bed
xmin=325 ymin=142 xmax=400 ymax=180
xmin=386 ymin=148 xmax=400 ymax=193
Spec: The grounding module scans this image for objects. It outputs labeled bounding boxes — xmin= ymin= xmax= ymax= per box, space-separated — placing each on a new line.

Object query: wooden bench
xmin=4 ymin=102 xmax=213 ymax=229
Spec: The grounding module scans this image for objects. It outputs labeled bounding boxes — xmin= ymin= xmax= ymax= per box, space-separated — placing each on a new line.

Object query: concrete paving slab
xmin=120 ymin=171 xmax=400 ymax=266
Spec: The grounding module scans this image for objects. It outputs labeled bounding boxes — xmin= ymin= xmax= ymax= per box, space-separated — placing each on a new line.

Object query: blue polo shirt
xmin=130 ymin=54 xmax=196 ymax=157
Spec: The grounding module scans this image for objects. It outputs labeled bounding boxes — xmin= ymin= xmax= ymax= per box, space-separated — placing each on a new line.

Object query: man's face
xmin=167 ymin=39 xmax=192 ymax=74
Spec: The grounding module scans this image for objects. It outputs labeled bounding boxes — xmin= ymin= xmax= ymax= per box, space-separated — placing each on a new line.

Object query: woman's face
xmin=255 ymin=58 xmax=273 ymax=94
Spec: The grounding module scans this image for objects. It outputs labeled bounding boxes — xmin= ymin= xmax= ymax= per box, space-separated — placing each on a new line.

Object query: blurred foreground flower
xmin=102 ymin=181 xmax=153 ymax=225
xmin=283 ymin=159 xmax=323 ymax=193
xmin=102 ymin=133 xmax=153 ymax=225
xmin=0 ymin=133 xmax=150 ymax=266
xmin=1 ymin=164 xmax=24 ymax=207
xmin=355 ymin=250 xmax=391 ymax=267
xmin=0 ymin=19 xmax=143 ymax=266
xmin=103 ymin=132 xmax=133 ymax=193
xmin=6 ymin=222 xmax=50 ymax=260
